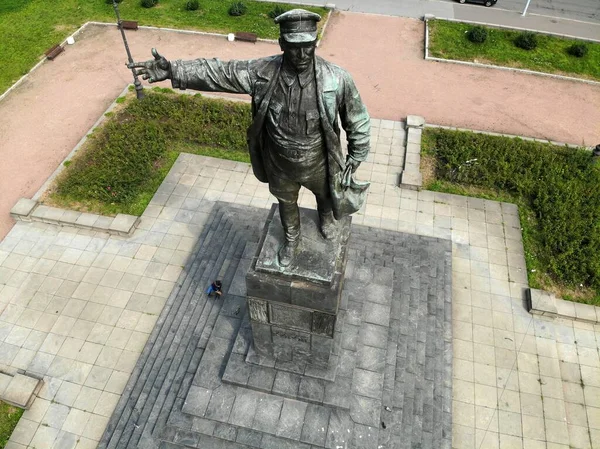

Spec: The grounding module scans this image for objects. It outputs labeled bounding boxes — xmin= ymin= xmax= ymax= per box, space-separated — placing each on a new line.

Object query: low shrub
xmin=467 ymin=26 xmax=488 ymax=44
xmin=140 ymin=0 xmax=158 ymax=8
xmin=515 ymin=31 xmax=538 ymax=50
xmin=423 ymin=128 xmax=600 ymax=292
xmin=185 ymin=0 xmax=200 ymax=10
xmin=228 ymin=1 xmax=247 ymax=16
xmin=567 ymin=43 xmax=588 ymax=58
xmin=228 ymin=2 xmax=248 ymax=17
xmin=268 ymin=5 xmax=288 ymax=19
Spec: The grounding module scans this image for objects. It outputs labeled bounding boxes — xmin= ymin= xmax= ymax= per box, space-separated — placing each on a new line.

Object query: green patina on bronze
xmin=131 ymin=9 xmax=371 ymax=267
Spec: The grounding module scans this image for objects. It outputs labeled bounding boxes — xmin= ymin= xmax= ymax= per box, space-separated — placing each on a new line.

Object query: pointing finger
xmin=151 ymin=48 xmax=162 ymax=60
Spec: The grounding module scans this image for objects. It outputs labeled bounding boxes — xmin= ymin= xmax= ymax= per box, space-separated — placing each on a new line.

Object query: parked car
xmin=457 ymin=0 xmax=498 ymax=6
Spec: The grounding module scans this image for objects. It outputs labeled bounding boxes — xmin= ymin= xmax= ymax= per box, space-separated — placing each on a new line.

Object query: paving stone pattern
xmin=97 ymin=202 xmax=452 ymax=449
xmin=97 ymin=203 xmax=266 ymax=449
xmin=2 ymin=119 xmax=600 ymax=448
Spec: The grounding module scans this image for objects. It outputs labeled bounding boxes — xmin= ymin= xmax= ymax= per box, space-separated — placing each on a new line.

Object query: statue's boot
xmin=278 ymin=238 xmax=299 ymax=267
xmin=319 ymin=210 xmax=337 ymax=240
xmin=278 ymin=220 xmax=300 ymax=267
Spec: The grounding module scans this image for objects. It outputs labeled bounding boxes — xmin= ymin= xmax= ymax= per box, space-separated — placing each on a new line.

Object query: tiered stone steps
xmin=98 ymin=203 xmax=266 ymax=449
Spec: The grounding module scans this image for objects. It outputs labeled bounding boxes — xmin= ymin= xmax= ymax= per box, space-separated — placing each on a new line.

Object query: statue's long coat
xmin=170 ymin=54 xmax=371 ymax=218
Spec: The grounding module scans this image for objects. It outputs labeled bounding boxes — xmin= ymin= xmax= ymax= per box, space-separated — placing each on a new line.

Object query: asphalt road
xmin=328 ymin=0 xmax=599 ymax=22
xmin=275 ymin=0 xmax=600 ymax=39
xmin=445 ymin=0 xmax=600 ymax=22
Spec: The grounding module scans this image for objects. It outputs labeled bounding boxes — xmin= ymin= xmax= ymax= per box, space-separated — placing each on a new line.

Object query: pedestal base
xmin=245 ymin=204 xmax=350 ymax=369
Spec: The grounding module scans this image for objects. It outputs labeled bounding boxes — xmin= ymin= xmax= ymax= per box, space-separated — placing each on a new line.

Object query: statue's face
xmin=280 ymin=40 xmax=316 ymax=73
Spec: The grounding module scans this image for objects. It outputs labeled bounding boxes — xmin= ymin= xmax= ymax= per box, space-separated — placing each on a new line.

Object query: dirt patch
xmin=420 ymin=154 xmax=436 ymax=188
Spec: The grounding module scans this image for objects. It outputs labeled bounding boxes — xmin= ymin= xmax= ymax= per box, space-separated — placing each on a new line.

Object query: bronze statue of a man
xmin=131 ymin=9 xmax=370 ymax=267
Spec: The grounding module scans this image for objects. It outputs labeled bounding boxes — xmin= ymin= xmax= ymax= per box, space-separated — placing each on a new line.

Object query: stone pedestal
xmin=245 ymin=204 xmax=350 ymax=369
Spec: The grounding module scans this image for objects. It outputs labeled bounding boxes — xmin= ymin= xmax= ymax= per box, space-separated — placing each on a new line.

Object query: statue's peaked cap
xmin=274 ymin=9 xmax=321 ymax=43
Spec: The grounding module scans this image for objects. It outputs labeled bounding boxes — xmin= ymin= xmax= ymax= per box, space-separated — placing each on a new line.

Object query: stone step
xmin=135 ymin=231 xmax=250 ymax=446
xmin=112 ymin=219 xmax=241 ymax=448
xmin=0 ymin=372 xmax=43 ymax=410
xmin=100 ymin=206 xmax=231 ymax=448
xmin=100 ymin=203 xmax=267 ymax=449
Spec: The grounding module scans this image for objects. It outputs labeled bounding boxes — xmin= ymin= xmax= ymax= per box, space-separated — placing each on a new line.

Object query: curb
xmin=423 ymin=18 xmax=600 ymax=87
xmin=10 ymin=198 xmax=139 ymax=237
xmin=527 ymin=288 xmax=600 ymax=324
xmin=398 ymin=115 xmax=425 ymax=191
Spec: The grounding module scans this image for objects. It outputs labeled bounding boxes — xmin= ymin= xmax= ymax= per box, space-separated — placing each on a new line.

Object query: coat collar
xmin=280 ymin=61 xmax=314 ymax=88
xmin=315 ymin=56 xmax=338 ymax=92
xmin=256 ymin=55 xmax=283 ymax=81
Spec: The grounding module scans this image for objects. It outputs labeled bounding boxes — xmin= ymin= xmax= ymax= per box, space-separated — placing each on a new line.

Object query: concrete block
xmin=400 ymin=171 xmax=422 ymax=190
xmin=92 ymin=215 xmax=114 ymax=231
xmin=406 ymin=141 xmax=421 ymax=155
xmin=59 ymin=209 xmax=82 ymax=225
xmin=406 ymin=152 xmax=421 ymax=165
xmin=10 ymin=198 xmax=38 ymax=220
xmin=406 ymin=115 xmax=426 ymax=129
xmin=109 ymin=214 xmax=139 ymax=235
xmin=75 ymin=213 xmax=101 ymax=228
xmin=574 ymin=302 xmax=598 ymax=323
xmin=0 ymin=372 xmax=12 ymax=396
xmin=407 ymin=128 xmax=423 ymax=144
xmin=555 ymin=298 xmax=576 ymax=319
xmin=526 ymin=288 xmax=557 ymax=317
xmin=2 ymin=373 xmax=42 ymax=409
xmin=41 ymin=206 xmax=65 ymax=223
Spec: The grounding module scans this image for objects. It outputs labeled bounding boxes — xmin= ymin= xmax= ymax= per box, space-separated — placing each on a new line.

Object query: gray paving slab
xmin=96 ymin=202 xmax=453 ymax=449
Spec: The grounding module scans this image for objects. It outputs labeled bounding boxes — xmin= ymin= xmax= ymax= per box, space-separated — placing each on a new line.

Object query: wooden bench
xmin=234 ymin=32 xmax=258 ymax=43
xmin=45 ymin=45 xmax=64 ymax=61
xmin=121 ymin=20 xmax=138 ymax=30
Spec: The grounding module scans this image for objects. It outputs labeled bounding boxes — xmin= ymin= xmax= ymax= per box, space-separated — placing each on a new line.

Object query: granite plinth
xmin=245 ymin=205 xmax=351 ymax=368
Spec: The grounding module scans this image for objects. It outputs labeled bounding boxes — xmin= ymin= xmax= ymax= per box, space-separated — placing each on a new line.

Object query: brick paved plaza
xmin=1 ymin=118 xmax=599 ymax=448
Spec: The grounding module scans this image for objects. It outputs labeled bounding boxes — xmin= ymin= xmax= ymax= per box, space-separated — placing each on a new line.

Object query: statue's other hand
xmin=345 ymin=156 xmax=361 ymax=174
xmin=128 ymin=48 xmax=171 ymax=83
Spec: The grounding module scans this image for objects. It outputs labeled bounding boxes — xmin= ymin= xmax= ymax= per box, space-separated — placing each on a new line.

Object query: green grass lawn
xmin=45 ymin=88 xmax=252 ymax=216
xmin=0 ymin=0 xmax=328 ymax=95
xmin=422 ymin=128 xmax=600 ymax=305
xmin=0 ymin=401 xmax=23 ymax=449
xmin=428 ymin=19 xmax=600 ymax=81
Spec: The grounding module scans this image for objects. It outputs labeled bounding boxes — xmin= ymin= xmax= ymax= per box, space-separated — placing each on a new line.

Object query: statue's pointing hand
xmin=128 ymin=48 xmax=171 ymax=83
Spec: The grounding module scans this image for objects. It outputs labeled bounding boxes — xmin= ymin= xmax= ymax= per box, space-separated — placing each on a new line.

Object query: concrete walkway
xmin=2 ymin=139 xmax=600 ymax=448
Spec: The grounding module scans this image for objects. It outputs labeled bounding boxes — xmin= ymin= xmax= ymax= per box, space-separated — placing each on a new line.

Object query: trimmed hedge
xmin=467 ymin=26 xmax=487 ymax=44
xmin=567 ymin=43 xmax=588 ymax=58
xmin=423 ymin=129 xmax=600 ymax=291
xmin=515 ymin=31 xmax=538 ymax=50
xmin=228 ymin=1 xmax=247 ymax=16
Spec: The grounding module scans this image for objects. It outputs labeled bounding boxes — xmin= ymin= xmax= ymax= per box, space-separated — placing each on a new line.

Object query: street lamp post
xmin=112 ymin=0 xmax=144 ymax=100
xmin=522 ymin=0 xmax=532 ymax=16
